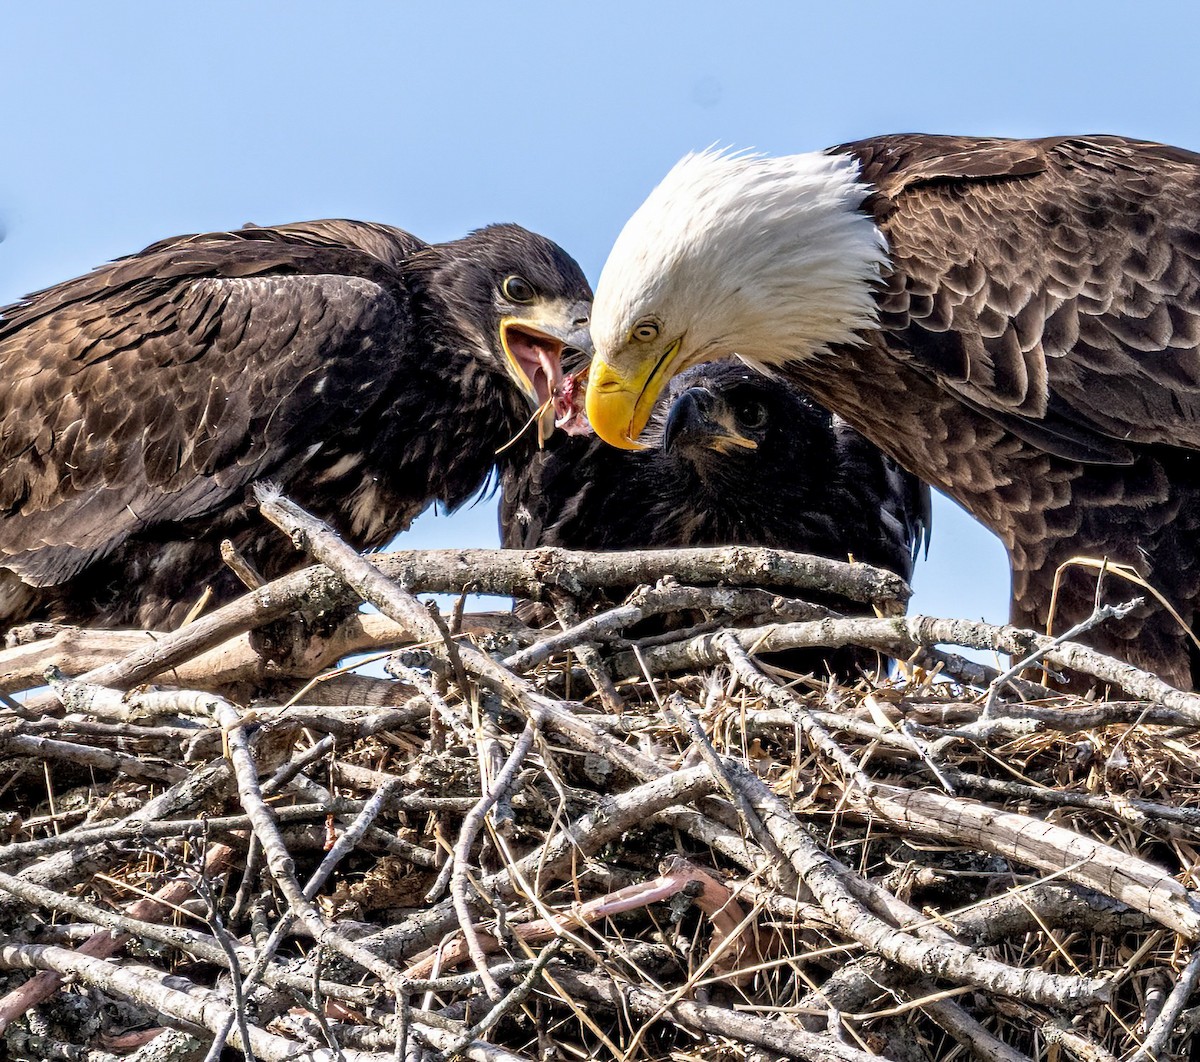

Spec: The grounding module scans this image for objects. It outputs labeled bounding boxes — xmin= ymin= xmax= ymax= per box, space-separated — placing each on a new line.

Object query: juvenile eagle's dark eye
xmin=739 ymin=400 xmax=768 ymax=430
xmin=502 ymin=275 xmax=536 ymax=304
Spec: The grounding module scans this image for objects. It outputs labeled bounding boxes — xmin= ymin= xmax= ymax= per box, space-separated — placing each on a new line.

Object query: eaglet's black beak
xmin=663 ymin=387 xmax=759 ymax=456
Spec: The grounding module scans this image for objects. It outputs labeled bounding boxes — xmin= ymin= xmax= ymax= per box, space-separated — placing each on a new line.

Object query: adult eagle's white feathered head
xmin=586 ymin=148 xmax=888 ymax=449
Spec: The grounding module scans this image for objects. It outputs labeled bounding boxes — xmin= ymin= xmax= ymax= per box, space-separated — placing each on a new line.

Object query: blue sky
xmin=3 ymin=1 xmax=1198 ymax=634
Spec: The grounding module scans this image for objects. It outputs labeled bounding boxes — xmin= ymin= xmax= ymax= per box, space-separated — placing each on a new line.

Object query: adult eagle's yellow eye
xmin=631 ymin=319 xmax=660 ymax=343
xmin=502 ymin=275 xmax=536 ymax=304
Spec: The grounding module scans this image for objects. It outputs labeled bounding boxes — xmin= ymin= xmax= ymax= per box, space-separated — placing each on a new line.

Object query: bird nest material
xmin=2 ymin=494 xmax=1200 ymax=1062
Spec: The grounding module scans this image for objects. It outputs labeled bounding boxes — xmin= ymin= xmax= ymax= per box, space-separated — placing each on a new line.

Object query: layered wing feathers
xmin=843 ymin=134 xmax=1200 ymax=459
xmin=0 ymin=223 xmax=420 ymax=585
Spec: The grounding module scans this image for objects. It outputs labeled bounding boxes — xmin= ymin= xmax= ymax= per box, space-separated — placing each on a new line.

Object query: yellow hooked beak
xmin=585 ymin=337 xmax=684 ymax=450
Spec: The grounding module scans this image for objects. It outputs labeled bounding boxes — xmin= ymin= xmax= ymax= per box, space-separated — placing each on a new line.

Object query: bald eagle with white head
xmin=586 ymin=134 xmax=1200 ymax=690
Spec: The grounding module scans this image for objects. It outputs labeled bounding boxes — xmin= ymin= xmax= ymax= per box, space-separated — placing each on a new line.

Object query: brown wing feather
xmin=0 ymin=223 xmax=421 ymax=585
xmin=838 ymin=134 xmax=1200 ymax=460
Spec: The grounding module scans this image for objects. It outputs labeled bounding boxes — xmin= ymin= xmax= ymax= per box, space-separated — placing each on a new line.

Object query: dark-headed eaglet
xmin=585 ymin=135 xmax=1200 ymax=690
xmin=503 ymin=359 xmax=929 ymax=676
xmin=0 ymin=219 xmax=591 ymax=632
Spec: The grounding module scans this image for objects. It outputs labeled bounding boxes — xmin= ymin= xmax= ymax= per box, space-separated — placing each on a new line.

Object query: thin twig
xmin=982 ymin=597 xmax=1142 ymax=716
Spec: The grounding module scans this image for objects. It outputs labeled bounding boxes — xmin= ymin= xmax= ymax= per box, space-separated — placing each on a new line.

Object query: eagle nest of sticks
xmin=1 ymin=493 xmax=1199 ymax=1062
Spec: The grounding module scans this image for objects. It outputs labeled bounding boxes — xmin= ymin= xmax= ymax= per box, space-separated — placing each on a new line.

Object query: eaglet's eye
xmin=739 ymin=400 xmax=768 ymax=430
xmin=502 ymin=275 xmax=536 ymax=304
xmin=631 ymin=320 xmax=660 ymax=343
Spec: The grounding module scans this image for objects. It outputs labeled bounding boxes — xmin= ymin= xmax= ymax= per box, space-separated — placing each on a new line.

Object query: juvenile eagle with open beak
xmin=0 ymin=219 xmax=591 ymax=631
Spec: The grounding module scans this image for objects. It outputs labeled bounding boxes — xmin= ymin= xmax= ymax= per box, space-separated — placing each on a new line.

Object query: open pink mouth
xmin=503 ymin=324 xmax=564 ymax=409
xmin=502 ymin=323 xmax=592 ymax=439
